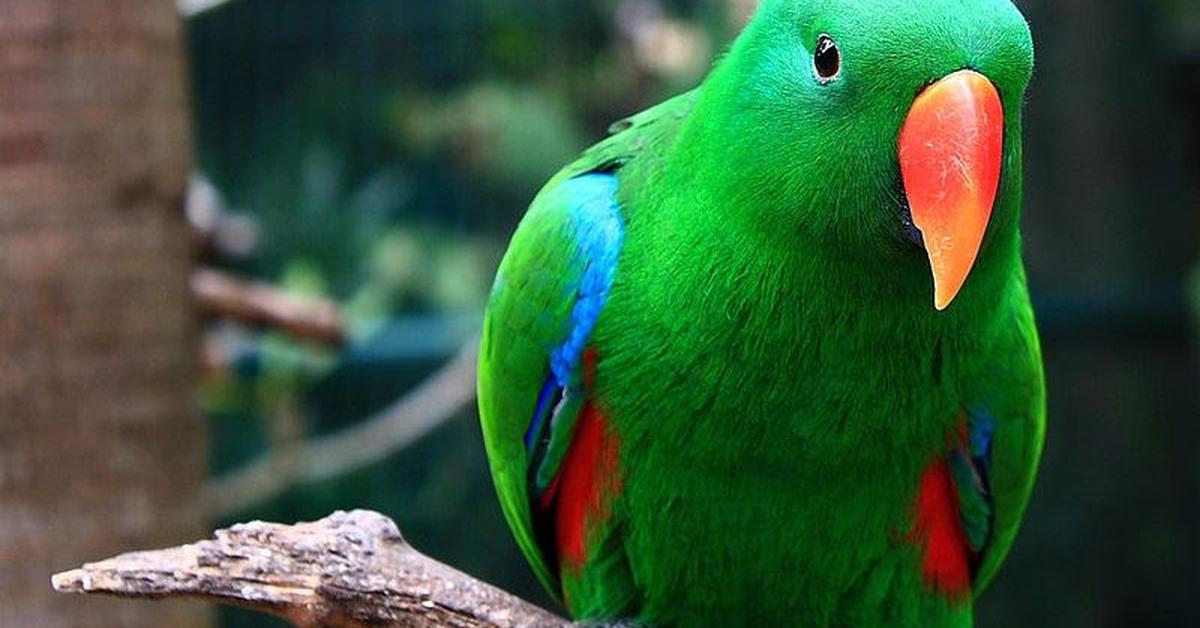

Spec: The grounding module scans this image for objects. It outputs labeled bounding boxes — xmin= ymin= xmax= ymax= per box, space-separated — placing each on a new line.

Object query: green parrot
xmin=477 ymin=0 xmax=1045 ymax=625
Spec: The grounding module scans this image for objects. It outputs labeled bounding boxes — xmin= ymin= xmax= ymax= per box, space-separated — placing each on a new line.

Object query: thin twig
xmin=191 ymin=268 xmax=347 ymax=346
xmin=177 ymin=0 xmax=241 ymax=18
xmin=202 ymin=341 xmax=479 ymax=519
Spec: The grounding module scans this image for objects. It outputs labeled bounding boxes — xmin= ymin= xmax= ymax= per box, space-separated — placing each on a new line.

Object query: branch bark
xmin=192 ymin=267 xmax=347 ymax=345
xmin=52 ymin=510 xmax=568 ymax=628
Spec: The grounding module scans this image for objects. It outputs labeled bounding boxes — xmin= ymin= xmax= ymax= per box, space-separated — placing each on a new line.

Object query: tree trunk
xmin=0 ymin=2 xmax=208 ymax=627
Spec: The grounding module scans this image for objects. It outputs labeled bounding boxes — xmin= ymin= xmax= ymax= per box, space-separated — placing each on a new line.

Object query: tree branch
xmin=52 ymin=510 xmax=568 ymax=628
xmin=202 ymin=341 xmax=479 ymax=519
xmin=177 ymin=0 xmax=242 ymax=18
xmin=192 ymin=268 xmax=347 ymax=346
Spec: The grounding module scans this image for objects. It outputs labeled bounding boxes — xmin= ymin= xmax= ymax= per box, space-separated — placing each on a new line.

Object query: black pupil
xmin=815 ymin=35 xmax=840 ymax=79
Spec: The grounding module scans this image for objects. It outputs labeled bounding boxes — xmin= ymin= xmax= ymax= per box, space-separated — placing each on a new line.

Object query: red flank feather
xmin=911 ymin=460 xmax=973 ymax=600
xmin=554 ymin=403 xmax=621 ymax=572
xmin=551 ymin=348 xmax=623 ymax=573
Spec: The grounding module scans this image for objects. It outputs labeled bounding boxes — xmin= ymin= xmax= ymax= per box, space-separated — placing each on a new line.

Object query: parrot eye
xmin=813 ymin=34 xmax=841 ymax=83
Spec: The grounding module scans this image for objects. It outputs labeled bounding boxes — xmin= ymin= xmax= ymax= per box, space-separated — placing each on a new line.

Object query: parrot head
xmin=692 ymin=0 xmax=1034 ymax=311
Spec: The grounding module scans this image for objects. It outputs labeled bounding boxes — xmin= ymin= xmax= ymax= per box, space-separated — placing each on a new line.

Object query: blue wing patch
xmin=951 ymin=410 xmax=996 ymax=558
xmin=522 ymin=173 xmax=624 ymax=493
xmin=549 ymin=173 xmax=624 ymax=384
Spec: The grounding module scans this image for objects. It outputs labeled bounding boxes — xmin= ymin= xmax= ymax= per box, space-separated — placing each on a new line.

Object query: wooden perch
xmin=52 ymin=510 xmax=568 ymax=628
xmin=192 ymin=267 xmax=347 ymax=345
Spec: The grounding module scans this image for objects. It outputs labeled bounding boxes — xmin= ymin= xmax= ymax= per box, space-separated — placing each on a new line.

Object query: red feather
xmin=911 ymin=459 xmax=973 ymax=600
xmin=553 ymin=402 xmax=621 ymax=572
xmin=538 ymin=348 xmax=623 ymax=574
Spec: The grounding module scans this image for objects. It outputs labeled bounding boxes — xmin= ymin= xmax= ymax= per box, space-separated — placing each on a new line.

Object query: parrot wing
xmin=478 ymin=91 xmax=697 ymax=603
xmin=958 ymin=290 xmax=1046 ymax=596
xmin=913 ymin=290 xmax=1044 ymax=600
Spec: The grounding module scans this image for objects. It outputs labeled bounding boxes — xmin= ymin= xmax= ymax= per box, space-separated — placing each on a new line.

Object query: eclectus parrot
xmin=478 ymin=0 xmax=1045 ymax=625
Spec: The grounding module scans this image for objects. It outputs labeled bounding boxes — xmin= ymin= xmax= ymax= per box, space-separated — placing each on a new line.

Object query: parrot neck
xmin=647 ymin=137 xmax=1024 ymax=344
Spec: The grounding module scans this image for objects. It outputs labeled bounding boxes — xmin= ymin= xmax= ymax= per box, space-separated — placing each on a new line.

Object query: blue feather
xmin=548 ymin=173 xmax=623 ymax=386
xmin=969 ymin=410 xmax=995 ymax=464
xmin=952 ymin=410 xmax=997 ymax=554
xmin=525 ymin=173 xmax=624 ymax=457
xmin=525 ymin=377 xmax=562 ymax=450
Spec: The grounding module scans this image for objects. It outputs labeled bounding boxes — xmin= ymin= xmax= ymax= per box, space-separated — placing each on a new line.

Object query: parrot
xmin=477 ymin=0 xmax=1045 ymax=625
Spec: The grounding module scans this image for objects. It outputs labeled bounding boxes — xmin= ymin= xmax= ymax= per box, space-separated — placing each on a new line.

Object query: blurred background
xmin=0 ymin=0 xmax=1196 ymax=626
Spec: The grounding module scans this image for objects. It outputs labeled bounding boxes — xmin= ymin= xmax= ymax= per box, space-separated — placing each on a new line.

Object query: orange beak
xmin=899 ymin=70 xmax=1005 ymax=311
